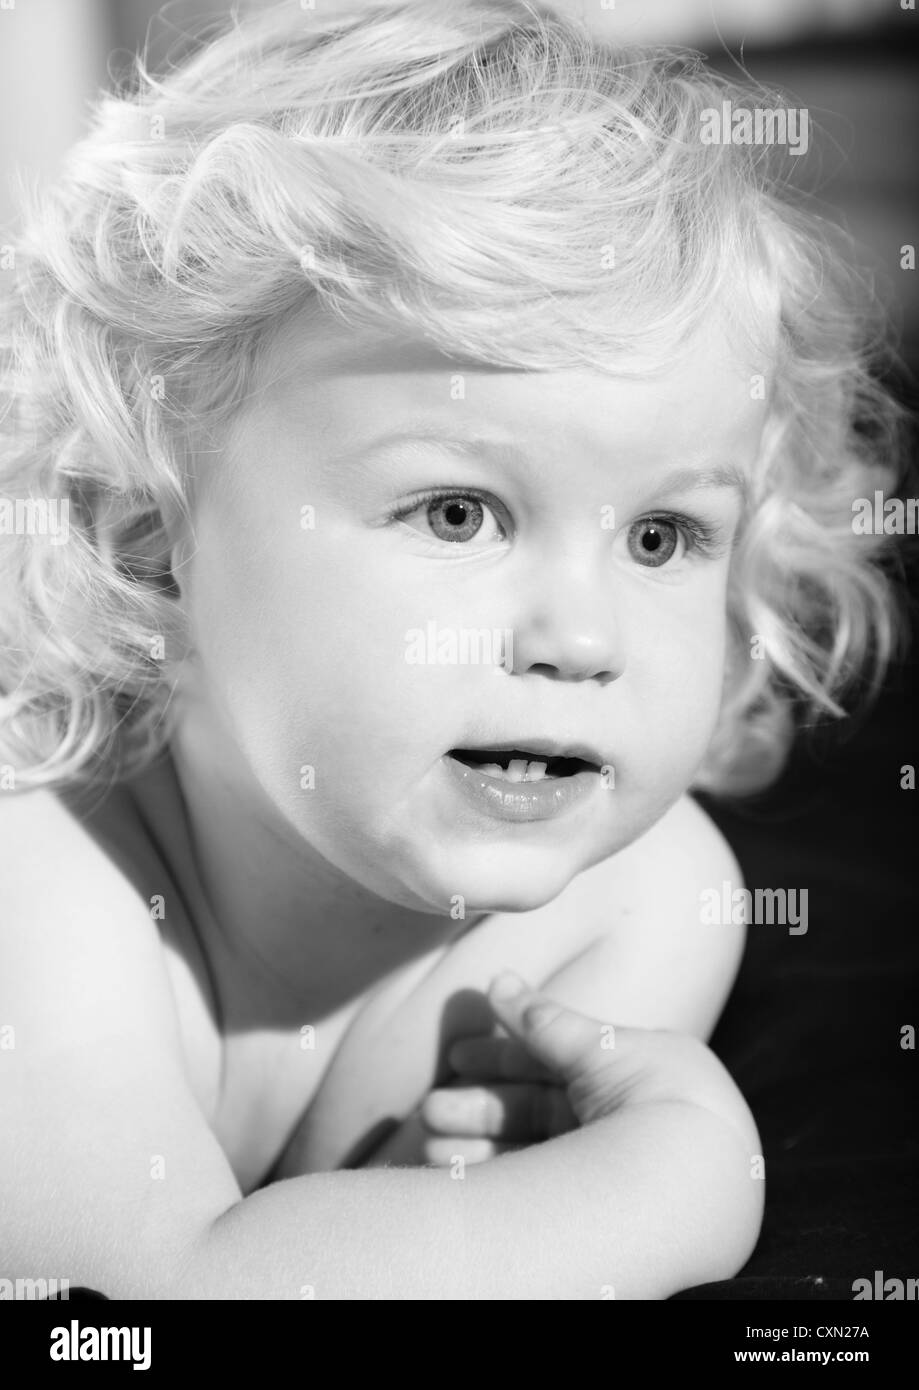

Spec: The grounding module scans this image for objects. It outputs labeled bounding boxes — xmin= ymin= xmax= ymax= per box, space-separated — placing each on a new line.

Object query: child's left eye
xmin=626 ymin=515 xmax=719 ymax=567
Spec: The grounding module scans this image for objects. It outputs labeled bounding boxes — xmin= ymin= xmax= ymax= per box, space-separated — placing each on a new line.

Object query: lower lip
xmin=442 ymin=754 xmax=599 ymax=823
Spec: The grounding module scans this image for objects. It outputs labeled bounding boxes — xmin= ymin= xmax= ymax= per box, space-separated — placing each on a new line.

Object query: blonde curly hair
xmin=0 ymin=0 xmax=908 ymax=795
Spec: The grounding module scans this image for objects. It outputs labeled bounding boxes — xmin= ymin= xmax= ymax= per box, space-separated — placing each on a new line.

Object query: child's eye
xmin=626 ymin=515 xmax=720 ymax=568
xmin=392 ymin=490 xmax=507 ymax=547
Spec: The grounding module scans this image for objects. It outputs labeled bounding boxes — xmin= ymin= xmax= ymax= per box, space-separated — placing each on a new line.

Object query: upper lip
xmin=449 ymin=738 xmax=605 ymax=768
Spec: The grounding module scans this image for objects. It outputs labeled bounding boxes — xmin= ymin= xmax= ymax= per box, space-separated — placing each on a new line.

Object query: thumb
xmin=486 ymin=971 xmax=609 ymax=1084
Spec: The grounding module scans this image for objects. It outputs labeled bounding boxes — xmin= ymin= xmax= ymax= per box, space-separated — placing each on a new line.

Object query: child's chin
xmin=470 ymin=885 xmax=565 ymax=914
xmin=423 ymin=860 xmax=579 ymax=918
xmin=391 ymin=822 xmax=619 ymax=917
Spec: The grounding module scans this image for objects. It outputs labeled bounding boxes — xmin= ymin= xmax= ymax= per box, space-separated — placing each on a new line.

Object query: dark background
xmin=687 ymin=19 xmax=919 ymax=1298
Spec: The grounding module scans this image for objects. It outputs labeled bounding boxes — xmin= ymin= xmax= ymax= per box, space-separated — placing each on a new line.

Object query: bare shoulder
xmin=0 ymin=786 xmax=237 ymax=1295
xmin=0 ymin=783 xmax=165 ymax=961
xmin=562 ymin=792 xmax=744 ymax=933
xmin=0 ymin=783 xmax=142 ymax=907
xmin=606 ymin=792 xmax=744 ymax=895
xmin=0 ymin=784 xmax=189 ymax=1062
xmin=540 ymin=795 xmax=747 ymax=1038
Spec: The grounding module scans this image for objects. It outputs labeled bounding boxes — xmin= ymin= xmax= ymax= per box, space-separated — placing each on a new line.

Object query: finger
xmin=447 ymin=1034 xmax=556 ymax=1084
xmin=486 ymin=971 xmax=619 ymax=1085
xmin=422 ymin=1082 xmax=578 ymax=1141
xmin=423 ymin=1136 xmax=521 ymax=1167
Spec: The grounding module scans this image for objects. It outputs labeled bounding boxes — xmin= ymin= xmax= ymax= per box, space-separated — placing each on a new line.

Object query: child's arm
xmin=1 ymin=792 xmax=760 ymax=1300
xmin=204 ymin=978 xmax=763 ymax=1300
xmin=192 ymin=1091 xmax=759 ymax=1301
xmin=172 ymin=989 xmax=763 ymax=1299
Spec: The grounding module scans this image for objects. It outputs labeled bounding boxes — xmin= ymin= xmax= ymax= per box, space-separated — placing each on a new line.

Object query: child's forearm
xmin=162 ymin=1102 xmax=762 ymax=1300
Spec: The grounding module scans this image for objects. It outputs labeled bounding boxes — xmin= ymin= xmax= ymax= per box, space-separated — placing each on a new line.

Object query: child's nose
xmin=506 ymin=557 xmax=624 ymax=684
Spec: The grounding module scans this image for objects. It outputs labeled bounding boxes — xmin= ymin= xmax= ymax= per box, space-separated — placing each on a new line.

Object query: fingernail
xmin=490 ymin=970 xmax=528 ymax=1000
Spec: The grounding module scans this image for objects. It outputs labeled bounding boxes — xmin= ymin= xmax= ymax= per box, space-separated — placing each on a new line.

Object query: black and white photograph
xmin=0 ymin=0 xmax=917 ymax=1344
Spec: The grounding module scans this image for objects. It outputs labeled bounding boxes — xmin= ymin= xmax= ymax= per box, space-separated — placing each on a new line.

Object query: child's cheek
xmin=193 ymin=518 xmax=473 ymax=793
xmin=626 ymin=587 xmax=729 ymax=768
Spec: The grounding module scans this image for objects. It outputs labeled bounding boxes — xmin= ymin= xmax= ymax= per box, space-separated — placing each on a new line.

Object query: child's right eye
xmin=390 ymin=489 xmax=508 ymax=548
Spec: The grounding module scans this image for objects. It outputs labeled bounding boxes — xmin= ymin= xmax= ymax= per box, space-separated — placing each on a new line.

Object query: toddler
xmin=0 ymin=0 xmax=905 ymax=1299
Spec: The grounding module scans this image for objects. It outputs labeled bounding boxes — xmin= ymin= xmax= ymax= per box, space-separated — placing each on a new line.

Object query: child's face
xmin=178 ymin=305 xmax=765 ymax=914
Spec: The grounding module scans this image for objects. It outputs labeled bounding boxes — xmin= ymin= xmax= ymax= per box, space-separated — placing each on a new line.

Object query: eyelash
xmin=388 ymin=488 xmax=507 ymax=550
xmin=388 ymin=488 xmax=726 ymax=560
xmin=648 ymin=514 xmax=725 ymax=558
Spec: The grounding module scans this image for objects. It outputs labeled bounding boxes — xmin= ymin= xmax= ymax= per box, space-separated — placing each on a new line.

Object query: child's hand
xmin=420 ymin=968 xmax=753 ymax=1166
xmin=361 ymin=969 xmax=754 ymax=1169
xmin=477 ymin=971 xmax=756 ymax=1144
xmin=356 ymin=1020 xmax=579 ymax=1170
xmin=420 ymin=1027 xmax=579 ymax=1166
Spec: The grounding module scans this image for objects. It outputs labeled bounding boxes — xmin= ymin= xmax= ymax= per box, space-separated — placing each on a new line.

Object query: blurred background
xmin=1 ymin=0 xmax=917 ymax=364
xmin=1 ymin=0 xmax=917 ymax=1293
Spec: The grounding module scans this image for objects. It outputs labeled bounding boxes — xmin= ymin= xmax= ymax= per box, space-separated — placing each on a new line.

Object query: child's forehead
xmin=250 ymin=302 xmax=770 ymax=459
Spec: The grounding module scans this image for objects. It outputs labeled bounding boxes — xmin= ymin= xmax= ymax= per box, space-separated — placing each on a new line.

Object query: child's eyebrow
xmin=342 ymin=425 xmax=523 ymax=470
xmin=643 ymin=464 xmax=746 ymax=497
xmin=341 ymin=425 xmax=745 ymax=496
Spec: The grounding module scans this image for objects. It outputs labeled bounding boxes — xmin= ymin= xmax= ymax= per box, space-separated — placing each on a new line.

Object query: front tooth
xmin=525 ymin=760 xmax=548 ymax=782
xmin=480 ymin=763 xmax=504 ymax=777
xmin=505 ymin=759 xmax=528 ymax=783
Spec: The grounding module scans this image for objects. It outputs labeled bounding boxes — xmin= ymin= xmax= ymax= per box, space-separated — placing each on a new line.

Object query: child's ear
xmin=168 ymin=531 xmax=183 ymax=585
xmin=167 ymin=531 xmax=190 ymax=600
xmin=159 ymin=504 xmax=192 ymax=603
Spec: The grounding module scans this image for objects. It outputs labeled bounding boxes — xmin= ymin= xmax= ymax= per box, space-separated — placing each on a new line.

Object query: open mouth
xmin=447 ymin=747 xmax=598 ymax=783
